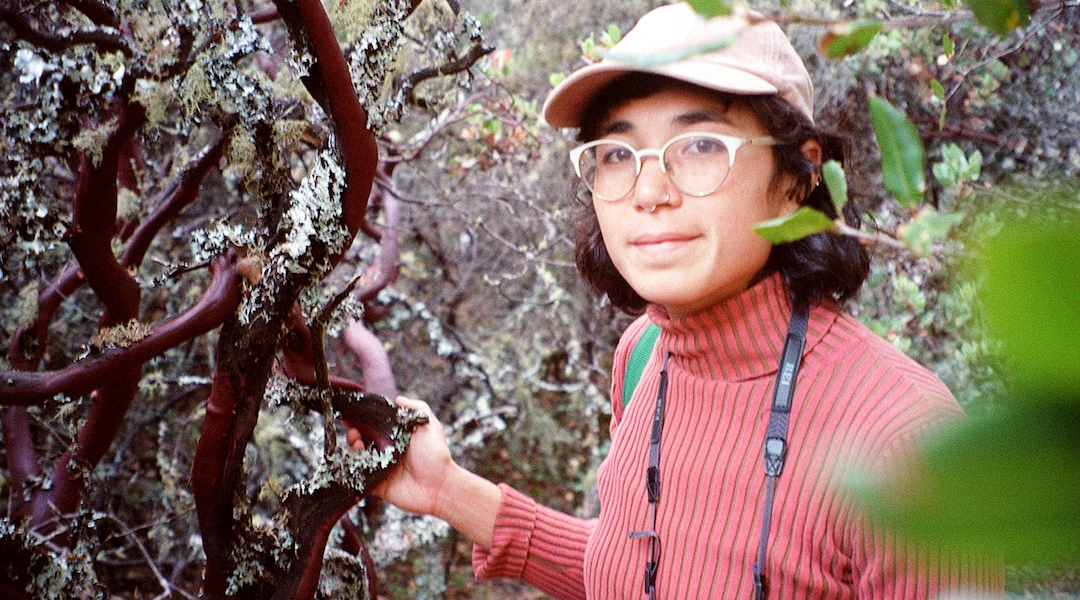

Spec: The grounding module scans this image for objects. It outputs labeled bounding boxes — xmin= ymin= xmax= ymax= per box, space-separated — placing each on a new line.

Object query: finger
xmin=394 ymin=396 xmax=432 ymax=414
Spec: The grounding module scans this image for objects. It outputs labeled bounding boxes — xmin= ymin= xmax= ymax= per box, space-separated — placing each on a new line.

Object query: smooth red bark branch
xmin=9 ymin=262 xmax=85 ymax=371
xmin=10 ymin=133 xmax=226 ymax=373
xmin=5 ymin=260 xmax=83 ymax=519
xmin=273 ymin=484 xmax=360 ymax=600
xmin=250 ymin=5 xmax=279 ymax=24
xmin=189 ymin=267 xmax=303 ymax=598
xmin=290 ymin=0 xmax=378 ymax=261
xmin=341 ymin=186 xmax=400 ymax=399
xmin=187 ymin=0 xmax=426 ymax=593
xmin=69 ymin=102 xmax=145 ymax=325
xmin=342 ymin=322 xmax=396 ymax=401
xmin=6 ymin=133 xmax=226 ymax=521
xmin=0 ymin=5 xmax=134 ymax=55
xmin=2 ymin=407 xmax=41 ymax=518
xmin=30 ymin=370 xmax=140 ymax=527
xmin=191 ymin=352 xmax=239 ymax=597
xmin=354 ymin=187 xmax=401 ymax=304
xmin=121 ymin=133 xmax=229 ymax=268
xmin=26 ymin=102 xmax=149 ymax=530
xmin=117 ymin=135 xmax=141 ymax=195
xmin=192 ymin=300 xmax=301 ymax=598
xmin=0 ymin=251 xmax=245 ymax=405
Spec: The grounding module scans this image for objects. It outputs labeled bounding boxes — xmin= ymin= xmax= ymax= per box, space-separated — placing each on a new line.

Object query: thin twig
xmin=104 ymin=514 xmax=172 ymax=600
xmin=310 ymin=273 xmax=365 ymax=455
xmin=394 ymin=41 xmax=495 ymax=106
xmin=835 ymin=222 xmax=910 ymax=253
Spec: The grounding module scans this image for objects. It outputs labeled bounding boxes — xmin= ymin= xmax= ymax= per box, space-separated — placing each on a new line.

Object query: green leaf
xmin=897 ymin=206 xmax=964 ymax=255
xmin=481 ymin=118 xmax=501 ymax=135
xmin=929 ymin=80 xmax=947 ymax=129
xmin=549 ymin=72 xmax=566 ymax=88
xmin=853 ymin=403 xmax=1080 ymax=563
xmin=605 ymin=35 xmax=737 ymax=68
xmin=981 ymin=221 xmax=1080 ymax=395
xmin=932 ymin=143 xmax=981 ymax=190
xmin=686 ymin=0 xmax=734 ymax=18
xmin=930 ymin=79 xmax=945 ymax=101
xmin=754 ymin=206 xmax=836 ymax=244
xmin=869 ymin=97 xmax=926 ymax=207
xmin=941 ymin=32 xmax=955 ymax=59
xmin=819 ymin=19 xmax=883 ymax=59
xmin=821 ymin=160 xmax=847 ymax=212
xmin=964 ymin=0 xmax=1032 ymax=35
xmin=601 ymin=24 xmax=622 ymax=47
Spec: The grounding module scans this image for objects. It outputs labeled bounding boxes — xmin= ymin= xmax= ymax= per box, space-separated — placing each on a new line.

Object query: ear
xmin=800 ymin=138 xmax=823 ymax=170
xmin=781 ymin=138 xmax=823 ymax=209
xmin=776 ymin=138 xmax=824 ymax=215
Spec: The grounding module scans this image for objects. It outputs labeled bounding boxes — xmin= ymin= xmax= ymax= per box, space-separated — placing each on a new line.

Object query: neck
xmin=644 ymin=274 xmax=835 ymax=382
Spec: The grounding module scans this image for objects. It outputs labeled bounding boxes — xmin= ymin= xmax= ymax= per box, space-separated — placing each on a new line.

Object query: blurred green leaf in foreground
xmin=855 ymin=217 xmax=1080 ymax=563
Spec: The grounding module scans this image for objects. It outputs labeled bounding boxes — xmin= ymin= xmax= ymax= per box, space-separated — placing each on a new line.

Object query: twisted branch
xmin=0 ymin=5 xmax=134 ymax=56
xmin=0 ymin=251 xmax=246 ymax=405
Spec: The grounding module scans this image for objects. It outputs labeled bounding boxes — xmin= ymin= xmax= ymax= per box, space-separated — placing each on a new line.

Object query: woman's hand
xmin=348 ymin=397 xmax=451 ymax=516
xmin=347 ymin=396 xmax=500 ymax=549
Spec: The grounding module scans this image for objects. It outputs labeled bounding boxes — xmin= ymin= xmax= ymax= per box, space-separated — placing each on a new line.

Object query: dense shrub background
xmin=1 ymin=0 xmax=1077 ymax=597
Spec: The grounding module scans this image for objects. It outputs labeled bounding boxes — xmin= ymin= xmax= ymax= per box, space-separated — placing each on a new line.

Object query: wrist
xmin=434 ymin=463 xmax=500 ymax=550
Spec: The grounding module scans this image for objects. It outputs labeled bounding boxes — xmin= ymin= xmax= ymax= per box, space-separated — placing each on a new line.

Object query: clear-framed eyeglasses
xmin=569 ymin=132 xmax=779 ymax=202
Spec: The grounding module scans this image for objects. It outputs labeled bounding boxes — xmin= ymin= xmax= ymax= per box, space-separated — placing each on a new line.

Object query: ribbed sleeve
xmin=472 ymin=483 xmax=595 ymax=600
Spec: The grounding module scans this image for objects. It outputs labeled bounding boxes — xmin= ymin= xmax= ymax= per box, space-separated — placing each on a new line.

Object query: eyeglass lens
xmin=577 ymin=135 xmax=732 ymax=201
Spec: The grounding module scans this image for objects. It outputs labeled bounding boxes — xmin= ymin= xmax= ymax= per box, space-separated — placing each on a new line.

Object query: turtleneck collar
xmin=645 ymin=273 xmax=838 ymax=382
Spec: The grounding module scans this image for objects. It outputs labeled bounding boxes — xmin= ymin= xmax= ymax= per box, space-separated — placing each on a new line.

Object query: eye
xmin=598 ymin=144 xmax=634 ymax=166
xmin=682 ymin=136 xmax=726 ymax=156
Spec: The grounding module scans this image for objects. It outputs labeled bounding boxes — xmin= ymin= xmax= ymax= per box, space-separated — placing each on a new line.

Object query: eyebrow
xmin=598 ymin=109 xmax=733 ymax=138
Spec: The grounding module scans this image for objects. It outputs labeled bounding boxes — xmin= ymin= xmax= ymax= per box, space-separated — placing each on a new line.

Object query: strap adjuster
xmin=764 ymin=436 xmax=786 ymax=477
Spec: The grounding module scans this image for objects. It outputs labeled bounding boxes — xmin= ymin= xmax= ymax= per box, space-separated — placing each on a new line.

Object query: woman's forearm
xmin=435 ymin=463 xmax=501 ymax=550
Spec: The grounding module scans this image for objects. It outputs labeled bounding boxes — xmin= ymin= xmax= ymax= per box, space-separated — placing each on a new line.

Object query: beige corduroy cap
xmin=542 ymin=2 xmax=814 ymax=128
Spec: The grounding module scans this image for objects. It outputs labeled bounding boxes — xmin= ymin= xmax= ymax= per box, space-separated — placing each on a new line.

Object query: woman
xmin=354 ymin=4 xmax=1002 ymax=598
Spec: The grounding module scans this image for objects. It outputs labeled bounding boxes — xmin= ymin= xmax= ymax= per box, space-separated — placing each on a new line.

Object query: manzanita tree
xmin=0 ymin=0 xmax=491 ymax=596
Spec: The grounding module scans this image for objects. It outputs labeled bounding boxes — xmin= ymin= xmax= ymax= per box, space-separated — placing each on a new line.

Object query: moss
xmin=91 ymin=318 xmax=153 ymax=349
xmin=116 ymin=187 xmax=141 ymax=223
xmin=15 ymin=281 xmax=41 ymax=328
xmin=274 ymin=119 xmax=314 ymax=156
xmin=317 ymin=548 xmax=370 ymax=599
xmin=179 ymin=59 xmax=212 ymax=120
xmin=133 ymin=78 xmax=174 ymax=127
xmin=228 ymin=127 xmax=258 ymax=181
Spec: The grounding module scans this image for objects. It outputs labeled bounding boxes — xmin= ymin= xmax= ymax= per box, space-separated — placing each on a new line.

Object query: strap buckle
xmin=753 ymin=569 xmax=768 ymax=600
xmin=763 ymin=437 xmax=786 ymax=477
xmin=629 ymin=528 xmax=661 ymax=599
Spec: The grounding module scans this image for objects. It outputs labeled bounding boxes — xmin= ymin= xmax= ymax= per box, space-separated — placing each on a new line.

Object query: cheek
xmin=593 ymin=207 xmax=622 ymax=255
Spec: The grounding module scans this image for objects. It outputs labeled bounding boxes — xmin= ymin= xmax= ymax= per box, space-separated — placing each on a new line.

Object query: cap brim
xmin=542 ymin=59 xmax=779 ymax=129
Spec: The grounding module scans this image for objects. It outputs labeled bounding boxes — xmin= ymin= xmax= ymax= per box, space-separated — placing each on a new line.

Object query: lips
xmin=630 ymin=232 xmax=698 ymax=254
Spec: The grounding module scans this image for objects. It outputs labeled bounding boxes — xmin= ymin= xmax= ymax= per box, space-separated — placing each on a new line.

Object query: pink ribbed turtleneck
xmin=473 ymin=275 xmax=1002 ymax=599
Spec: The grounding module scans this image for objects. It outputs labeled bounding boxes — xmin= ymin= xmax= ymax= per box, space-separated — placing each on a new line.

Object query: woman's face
xmin=592 ymin=87 xmax=801 ymax=318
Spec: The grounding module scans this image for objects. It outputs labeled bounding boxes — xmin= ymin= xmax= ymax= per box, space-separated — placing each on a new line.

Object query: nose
xmin=632 ymin=157 xmax=677 ymax=213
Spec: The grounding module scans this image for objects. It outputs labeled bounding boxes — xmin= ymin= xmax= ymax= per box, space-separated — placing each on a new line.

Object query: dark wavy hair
xmin=572 ymin=73 xmax=869 ymax=314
